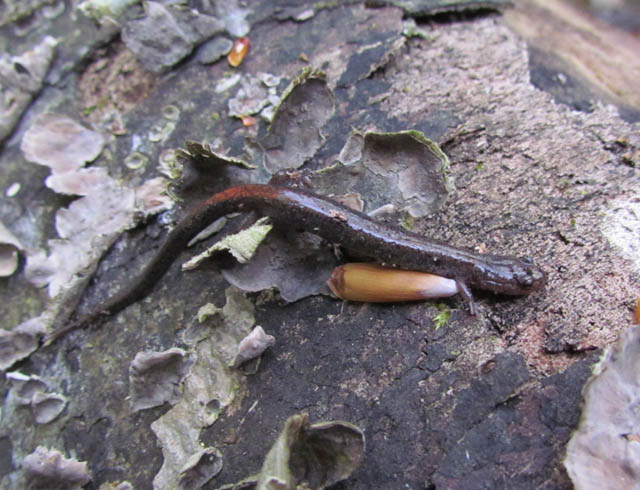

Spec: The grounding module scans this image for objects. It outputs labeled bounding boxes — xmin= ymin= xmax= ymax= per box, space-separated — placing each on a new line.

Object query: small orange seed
xmin=228 ymin=37 xmax=251 ymax=67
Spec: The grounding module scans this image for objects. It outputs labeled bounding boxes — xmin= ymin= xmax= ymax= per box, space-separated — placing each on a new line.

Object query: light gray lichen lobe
xmin=129 ymin=347 xmax=195 ymax=412
xmin=565 ymin=325 xmax=640 ymax=487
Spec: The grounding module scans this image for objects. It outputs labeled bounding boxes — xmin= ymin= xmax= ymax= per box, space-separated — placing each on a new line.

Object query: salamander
xmin=44 ymin=184 xmax=546 ymax=344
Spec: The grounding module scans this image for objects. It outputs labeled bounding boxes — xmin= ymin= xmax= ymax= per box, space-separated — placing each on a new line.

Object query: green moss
xmin=4 ymin=294 xmax=43 ymax=328
xmin=314 ymin=0 xmax=341 ymax=10
xmin=401 ymin=214 xmax=415 ymax=231
xmin=433 ymin=305 xmax=451 ymax=330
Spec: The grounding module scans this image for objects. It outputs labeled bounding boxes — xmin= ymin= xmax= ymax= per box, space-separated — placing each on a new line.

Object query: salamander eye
xmin=517 ymin=269 xmax=534 ymax=287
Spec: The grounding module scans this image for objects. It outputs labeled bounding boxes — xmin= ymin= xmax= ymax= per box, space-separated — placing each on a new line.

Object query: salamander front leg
xmin=456 ymin=280 xmax=476 ymax=315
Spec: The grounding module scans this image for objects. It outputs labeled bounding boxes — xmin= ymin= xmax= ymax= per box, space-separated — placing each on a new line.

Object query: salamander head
xmin=471 ymin=255 xmax=546 ymax=296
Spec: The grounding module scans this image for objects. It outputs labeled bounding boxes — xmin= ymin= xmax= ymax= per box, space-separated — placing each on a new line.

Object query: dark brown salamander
xmin=45 ymin=184 xmax=546 ymax=344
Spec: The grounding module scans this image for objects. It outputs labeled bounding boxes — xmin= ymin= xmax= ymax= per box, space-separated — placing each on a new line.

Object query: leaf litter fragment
xmin=182 ymin=217 xmax=273 ymax=270
xmin=177 ymin=140 xmax=256 ymax=170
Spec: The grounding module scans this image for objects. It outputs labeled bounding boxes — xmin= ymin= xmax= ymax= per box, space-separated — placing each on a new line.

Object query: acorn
xmin=327 ymin=263 xmax=459 ymax=303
